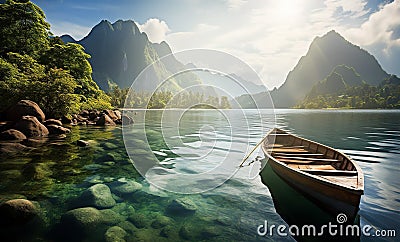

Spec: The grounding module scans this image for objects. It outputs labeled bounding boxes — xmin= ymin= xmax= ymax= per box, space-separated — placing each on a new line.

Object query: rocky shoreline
xmin=0 ymin=100 xmax=134 ymax=154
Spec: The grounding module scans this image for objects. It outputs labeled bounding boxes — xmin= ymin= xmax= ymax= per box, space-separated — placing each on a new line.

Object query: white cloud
xmin=341 ymin=1 xmax=400 ymax=75
xmin=50 ymin=22 xmax=91 ymax=40
xmin=137 ymin=18 xmax=170 ymax=43
xmin=226 ymin=0 xmax=247 ymax=10
xmin=344 ymin=1 xmax=400 ymax=51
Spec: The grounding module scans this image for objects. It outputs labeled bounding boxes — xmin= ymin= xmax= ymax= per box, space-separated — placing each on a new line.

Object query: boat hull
xmin=267 ymin=156 xmax=362 ymax=220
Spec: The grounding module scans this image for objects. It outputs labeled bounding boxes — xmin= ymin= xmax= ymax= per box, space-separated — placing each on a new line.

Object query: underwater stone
xmin=77 ymin=139 xmax=89 ymax=147
xmin=100 ymin=209 xmax=124 ymax=225
xmin=22 ymin=163 xmax=52 ymax=180
xmin=117 ymin=220 xmax=137 ymax=235
xmin=179 ymin=224 xmax=195 ymax=240
xmin=128 ymin=213 xmax=148 ymax=228
xmin=78 ymin=184 xmax=116 ymax=209
xmin=60 ymin=207 xmax=103 ymax=233
xmin=104 ymin=226 xmax=127 ymax=242
xmin=0 ymin=199 xmax=38 ymax=226
xmin=160 ymin=225 xmax=175 ymax=238
xmin=111 ymin=202 xmax=135 ymax=217
xmin=201 ymin=226 xmax=220 ymax=238
xmin=151 ymin=215 xmax=173 ymax=229
xmin=95 ymin=153 xmax=116 ymax=162
xmin=101 ymin=142 xmax=118 ymax=150
xmin=167 ymin=198 xmax=197 ymax=215
xmin=111 ymin=180 xmax=142 ymax=196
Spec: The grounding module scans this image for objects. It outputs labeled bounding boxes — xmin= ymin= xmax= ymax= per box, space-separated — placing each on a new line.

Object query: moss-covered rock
xmin=104 ymin=226 xmax=127 ymax=242
xmin=77 ymin=184 xmax=116 ymax=209
xmin=151 ymin=215 xmax=173 ymax=229
xmin=0 ymin=199 xmax=38 ymax=226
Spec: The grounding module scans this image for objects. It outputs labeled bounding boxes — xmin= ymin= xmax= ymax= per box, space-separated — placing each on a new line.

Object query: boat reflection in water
xmin=260 ymin=161 xmax=360 ymax=241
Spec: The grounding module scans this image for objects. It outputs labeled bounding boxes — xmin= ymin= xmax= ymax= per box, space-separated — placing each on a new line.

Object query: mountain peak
xmin=272 ymin=30 xmax=389 ymax=107
xmin=60 ymin=34 xmax=75 ymax=43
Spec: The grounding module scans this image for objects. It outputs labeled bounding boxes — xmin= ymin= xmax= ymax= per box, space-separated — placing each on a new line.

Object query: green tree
xmin=0 ymin=0 xmax=50 ymax=58
xmin=0 ymin=0 xmax=112 ymax=115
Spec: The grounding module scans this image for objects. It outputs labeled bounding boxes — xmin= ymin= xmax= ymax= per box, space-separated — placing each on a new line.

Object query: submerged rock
xmin=201 ymin=226 xmax=221 ymax=238
xmin=117 ymin=220 xmax=137 ymax=235
xmin=14 ymin=116 xmax=48 ymax=137
xmin=77 ymin=139 xmax=89 ymax=147
xmin=0 ymin=129 xmax=26 ymax=141
xmin=95 ymin=153 xmax=116 ymax=162
xmin=167 ymin=198 xmax=197 ymax=215
xmin=101 ymin=142 xmax=118 ymax=150
xmin=151 ymin=215 xmax=173 ymax=229
xmin=0 ymin=142 xmax=32 ymax=154
xmin=77 ymin=184 xmax=116 ymax=209
xmin=104 ymin=226 xmax=127 ymax=242
xmin=6 ymin=100 xmax=45 ymax=122
xmin=179 ymin=224 xmax=195 ymax=240
xmin=110 ymin=179 xmax=142 ymax=196
xmin=121 ymin=115 xmax=134 ymax=125
xmin=160 ymin=225 xmax=175 ymax=238
xmin=0 ymin=199 xmax=38 ymax=226
xmin=60 ymin=207 xmax=103 ymax=232
xmin=128 ymin=213 xmax=148 ymax=228
xmin=22 ymin=163 xmax=52 ymax=180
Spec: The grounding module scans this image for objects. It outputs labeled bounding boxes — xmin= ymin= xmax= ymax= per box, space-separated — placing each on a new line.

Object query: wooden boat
xmin=261 ymin=128 xmax=364 ymax=219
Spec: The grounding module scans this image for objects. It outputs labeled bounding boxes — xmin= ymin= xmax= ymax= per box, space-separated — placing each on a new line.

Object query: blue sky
xmin=30 ymin=0 xmax=400 ymax=88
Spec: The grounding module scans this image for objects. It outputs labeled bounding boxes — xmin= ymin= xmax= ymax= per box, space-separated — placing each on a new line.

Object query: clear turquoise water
xmin=0 ymin=109 xmax=399 ymax=241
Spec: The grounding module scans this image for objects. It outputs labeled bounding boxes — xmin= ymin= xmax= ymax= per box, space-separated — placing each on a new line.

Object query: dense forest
xmin=0 ymin=0 xmax=112 ymax=118
xmin=296 ymin=75 xmax=400 ymax=109
xmin=108 ymin=86 xmax=231 ymax=109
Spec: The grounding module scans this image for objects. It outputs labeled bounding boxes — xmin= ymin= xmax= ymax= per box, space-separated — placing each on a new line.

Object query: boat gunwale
xmin=262 ymin=128 xmax=364 ymax=194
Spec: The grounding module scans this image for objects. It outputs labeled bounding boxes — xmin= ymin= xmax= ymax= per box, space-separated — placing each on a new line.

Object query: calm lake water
xmin=0 ymin=109 xmax=399 ymax=241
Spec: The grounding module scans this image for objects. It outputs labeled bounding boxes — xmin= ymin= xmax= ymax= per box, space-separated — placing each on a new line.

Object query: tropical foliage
xmin=0 ymin=0 xmax=111 ymax=117
xmin=296 ymin=76 xmax=400 ymax=109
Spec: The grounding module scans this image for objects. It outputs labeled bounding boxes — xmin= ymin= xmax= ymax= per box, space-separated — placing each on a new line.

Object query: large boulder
xmin=43 ymin=119 xmax=63 ymax=126
xmin=6 ymin=100 xmax=45 ymax=122
xmin=113 ymin=110 xmax=122 ymax=120
xmin=103 ymin=110 xmax=119 ymax=121
xmin=0 ymin=199 xmax=38 ymax=226
xmin=60 ymin=207 xmax=103 ymax=234
xmin=14 ymin=116 xmax=48 ymax=137
xmin=59 ymin=207 xmax=123 ymax=239
xmin=46 ymin=124 xmax=71 ymax=135
xmin=0 ymin=129 xmax=26 ymax=141
xmin=89 ymin=110 xmax=100 ymax=121
xmin=76 ymin=184 xmax=116 ymax=209
xmin=96 ymin=114 xmax=116 ymax=126
xmin=61 ymin=115 xmax=73 ymax=124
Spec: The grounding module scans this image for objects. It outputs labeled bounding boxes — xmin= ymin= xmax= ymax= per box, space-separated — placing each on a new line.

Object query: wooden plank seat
xmin=273 ymin=153 xmax=324 ymax=156
xmin=300 ymin=169 xmax=358 ymax=176
xmin=275 ymin=156 xmax=340 ymax=162
xmin=278 ymin=159 xmax=340 ymax=165
xmin=270 ymin=148 xmax=310 ymax=153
